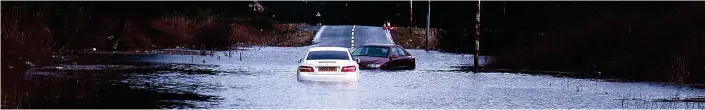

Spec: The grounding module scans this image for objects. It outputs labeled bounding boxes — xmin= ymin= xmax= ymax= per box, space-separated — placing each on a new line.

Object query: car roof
xmin=361 ymin=43 xmax=399 ymax=47
xmin=308 ymin=47 xmax=350 ymax=52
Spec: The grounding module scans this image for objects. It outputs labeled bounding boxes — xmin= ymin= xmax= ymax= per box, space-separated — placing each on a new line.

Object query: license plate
xmin=318 ymin=67 xmax=337 ymax=72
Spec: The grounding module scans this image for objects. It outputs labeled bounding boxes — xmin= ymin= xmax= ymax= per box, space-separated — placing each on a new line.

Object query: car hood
xmin=354 ymin=56 xmax=389 ymax=64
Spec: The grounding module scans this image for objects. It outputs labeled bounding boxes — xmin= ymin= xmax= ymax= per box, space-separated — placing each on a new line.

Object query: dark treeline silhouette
xmin=3 ymin=1 xmax=264 ymax=50
xmin=262 ymin=1 xmax=476 ymax=27
xmin=482 ymin=2 xmax=705 ymax=84
xmin=481 ymin=2 xmax=695 ymax=55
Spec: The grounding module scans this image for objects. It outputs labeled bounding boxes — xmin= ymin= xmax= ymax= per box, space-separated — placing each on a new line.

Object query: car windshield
xmin=306 ymin=51 xmax=350 ymax=60
xmin=352 ymin=46 xmax=389 ymax=58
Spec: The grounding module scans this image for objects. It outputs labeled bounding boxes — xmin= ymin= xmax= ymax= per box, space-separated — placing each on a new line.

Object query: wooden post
xmin=425 ymin=0 xmax=430 ymax=51
xmin=474 ymin=0 xmax=481 ymax=73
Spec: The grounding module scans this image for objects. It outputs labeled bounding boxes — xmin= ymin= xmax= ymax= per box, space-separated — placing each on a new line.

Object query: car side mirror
xmin=390 ymin=55 xmax=399 ymax=59
xmin=298 ymin=59 xmax=302 ymax=63
xmin=354 ymin=58 xmax=361 ymax=63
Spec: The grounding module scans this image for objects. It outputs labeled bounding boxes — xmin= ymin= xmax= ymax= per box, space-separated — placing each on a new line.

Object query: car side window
xmin=359 ymin=47 xmax=367 ymax=55
xmin=402 ymin=47 xmax=411 ymax=56
xmin=395 ymin=47 xmax=407 ymax=56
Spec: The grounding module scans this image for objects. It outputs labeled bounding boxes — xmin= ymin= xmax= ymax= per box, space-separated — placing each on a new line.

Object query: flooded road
xmin=24 ymin=25 xmax=705 ymax=109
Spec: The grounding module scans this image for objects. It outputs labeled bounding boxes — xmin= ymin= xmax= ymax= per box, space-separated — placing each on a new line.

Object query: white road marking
xmin=385 ymin=29 xmax=394 ymax=44
xmin=351 ymin=25 xmax=356 ymax=48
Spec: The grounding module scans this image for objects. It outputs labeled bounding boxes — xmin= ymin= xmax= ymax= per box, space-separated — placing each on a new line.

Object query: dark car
xmin=351 ymin=44 xmax=416 ymax=70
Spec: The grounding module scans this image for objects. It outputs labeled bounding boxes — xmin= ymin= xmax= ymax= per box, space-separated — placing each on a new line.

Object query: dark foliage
xmin=485 ymin=2 xmax=705 ymax=84
xmin=438 ymin=28 xmax=474 ymax=53
xmin=198 ymin=20 xmax=232 ymax=50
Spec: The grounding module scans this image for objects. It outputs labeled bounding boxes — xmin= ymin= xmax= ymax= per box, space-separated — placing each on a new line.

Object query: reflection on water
xmin=19 ymin=66 xmax=221 ymax=108
xmin=298 ymin=81 xmax=359 ymax=89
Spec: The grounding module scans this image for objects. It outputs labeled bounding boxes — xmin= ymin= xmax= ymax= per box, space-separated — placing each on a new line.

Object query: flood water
xmin=23 ymin=46 xmax=705 ymax=109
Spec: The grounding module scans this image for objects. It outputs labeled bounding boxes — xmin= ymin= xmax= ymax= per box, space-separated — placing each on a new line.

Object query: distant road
xmin=312 ymin=25 xmax=393 ymax=49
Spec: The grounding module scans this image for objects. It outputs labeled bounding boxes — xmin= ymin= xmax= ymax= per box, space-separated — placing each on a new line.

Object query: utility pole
xmin=425 ymin=0 xmax=430 ymax=51
xmin=474 ymin=0 xmax=481 ymax=73
xmin=410 ymin=0 xmax=413 ymax=27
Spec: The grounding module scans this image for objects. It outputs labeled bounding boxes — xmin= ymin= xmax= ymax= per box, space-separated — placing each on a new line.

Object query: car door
xmin=401 ymin=47 xmax=415 ymax=64
xmin=394 ymin=46 xmax=414 ymax=68
xmin=386 ymin=46 xmax=401 ymax=68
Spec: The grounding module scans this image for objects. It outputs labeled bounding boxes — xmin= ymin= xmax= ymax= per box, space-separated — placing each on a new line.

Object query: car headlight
xmin=367 ymin=64 xmax=381 ymax=68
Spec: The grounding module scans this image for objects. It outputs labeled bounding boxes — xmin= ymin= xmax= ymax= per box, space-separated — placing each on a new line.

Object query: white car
xmin=297 ymin=47 xmax=360 ymax=82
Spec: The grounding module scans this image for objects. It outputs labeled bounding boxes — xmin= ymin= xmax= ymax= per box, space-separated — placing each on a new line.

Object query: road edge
xmin=385 ymin=29 xmax=395 ymax=44
xmin=312 ymin=26 xmax=327 ymax=45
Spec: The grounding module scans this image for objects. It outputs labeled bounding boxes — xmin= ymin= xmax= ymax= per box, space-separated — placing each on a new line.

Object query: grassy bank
xmin=389 ymin=27 xmax=440 ymax=50
xmin=1 ymin=2 xmax=315 ymax=68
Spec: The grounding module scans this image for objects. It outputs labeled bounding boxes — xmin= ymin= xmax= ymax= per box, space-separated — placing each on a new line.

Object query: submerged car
xmin=352 ymin=44 xmax=416 ymax=70
xmin=297 ymin=47 xmax=360 ymax=82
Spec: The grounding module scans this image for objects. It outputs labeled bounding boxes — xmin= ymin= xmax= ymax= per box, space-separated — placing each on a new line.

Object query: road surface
xmin=24 ymin=25 xmax=705 ymax=109
xmin=312 ymin=25 xmax=393 ymax=48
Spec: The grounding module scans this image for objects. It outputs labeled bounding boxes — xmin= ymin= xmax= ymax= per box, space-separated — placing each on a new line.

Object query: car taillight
xmin=342 ymin=65 xmax=356 ymax=72
xmin=299 ymin=66 xmax=314 ymax=72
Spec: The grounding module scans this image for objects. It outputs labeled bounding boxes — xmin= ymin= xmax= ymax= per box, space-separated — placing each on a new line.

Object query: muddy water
xmin=22 ymin=46 xmax=705 ymax=109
